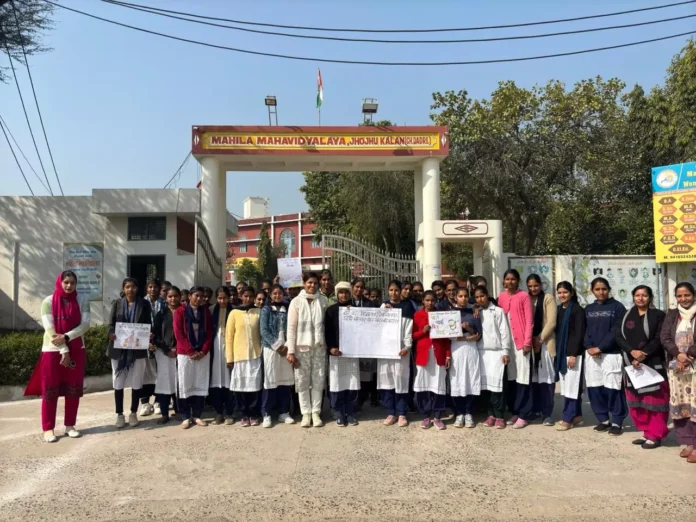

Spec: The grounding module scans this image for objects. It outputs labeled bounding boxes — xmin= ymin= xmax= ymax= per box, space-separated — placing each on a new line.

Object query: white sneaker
xmin=262 ymin=415 xmax=273 ymax=428
xmin=128 ymin=412 xmax=140 ymax=427
xmin=64 ymin=426 xmax=81 ymax=438
xmin=453 ymin=415 xmax=465 ymax=428
xmin=464 ymin=414 xmax=475 ymax=428
xmin=43 ymin=430 xmax=57 ymax=443
xmin=115 ymin=414 xmax=126 ymax=429
xmin=312 ymin=413 xmax=323 ymax=428
xmin=154 ymin=402 xmax=162 ymax=416
xmin=138 ymin=403 xmax=154 ymax=417
xmin=301 ymin=414 xmax=312 ymax=428
xmin=278 ymin=413 xmax=295 ymax=425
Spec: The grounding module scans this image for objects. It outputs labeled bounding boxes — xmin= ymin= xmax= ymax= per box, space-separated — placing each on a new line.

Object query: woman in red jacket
xmin=173 ymin=286 xmax=213 ymax=429
xmin=413 ymin=291 xmax=452 ymax=430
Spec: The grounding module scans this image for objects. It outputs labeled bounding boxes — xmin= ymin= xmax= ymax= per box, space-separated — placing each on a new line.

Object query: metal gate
xmin=194 ymin=216 xmax=223 ymax=287
xmin=320 ymin=232 xmax=418 ymax=294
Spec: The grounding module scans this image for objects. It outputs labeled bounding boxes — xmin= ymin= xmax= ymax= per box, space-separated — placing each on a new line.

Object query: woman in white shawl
xmin=287 ymin=272 xmax=328 ymax=428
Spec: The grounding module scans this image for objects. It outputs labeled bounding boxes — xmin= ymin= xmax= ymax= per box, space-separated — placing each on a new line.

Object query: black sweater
xmin=153 ymin=308 xmax=177 ymax=355
xmin=616 ymin=307 xmax=666 ymax=370
xmin=556 ymin=303 xmax=587 ymax=357
xmin=324 ymin=301 xmax=350 ymax=352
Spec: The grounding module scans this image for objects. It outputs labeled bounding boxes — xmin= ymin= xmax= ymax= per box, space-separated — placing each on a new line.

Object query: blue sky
xmin=2 ymin=0 xmax=694 ymax=217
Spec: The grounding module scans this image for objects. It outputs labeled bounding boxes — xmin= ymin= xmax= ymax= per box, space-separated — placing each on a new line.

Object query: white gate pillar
xmin=200 ymin=156 xmax=226 ymax=276
xmin=473 ymin=240 xmax=484 ymax=277
xmin=488 ymin=220 xmax=503 ymax=296
xmin=414 ymin=168 xmax=424 ymax=275
xmin=421 ymin=158 xmax=442 ymax=288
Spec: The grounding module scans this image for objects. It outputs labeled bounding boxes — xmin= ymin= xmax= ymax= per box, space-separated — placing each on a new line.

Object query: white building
xmin=0 ymin=189 xmax=236 ymax=330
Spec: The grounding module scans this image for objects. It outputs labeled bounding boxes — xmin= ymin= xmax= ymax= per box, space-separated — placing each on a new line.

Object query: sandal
xmin=556 ymin=421 xmax=572 ymax=432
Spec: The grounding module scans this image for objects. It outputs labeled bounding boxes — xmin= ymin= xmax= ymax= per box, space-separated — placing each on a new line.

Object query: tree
xmin=236 ymin=258 xmax=263 ymax=288
xmin=300 ymin=120 xmax=416 ymax=254
xmin=256 ymin=221 xmax=285 ymax=280
xmin=0 ymin=0 xmax=54 ymax=83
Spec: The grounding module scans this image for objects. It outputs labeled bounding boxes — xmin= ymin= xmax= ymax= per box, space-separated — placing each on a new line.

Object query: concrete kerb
xmin=0 ymin=373 xmax=112 ymax=403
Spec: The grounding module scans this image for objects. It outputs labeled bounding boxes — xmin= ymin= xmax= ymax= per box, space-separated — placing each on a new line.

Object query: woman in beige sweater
xmin=226 ymin=288 xmax=263 ymax=427
xmin=526 ymin=274 xmax=557 ymax=426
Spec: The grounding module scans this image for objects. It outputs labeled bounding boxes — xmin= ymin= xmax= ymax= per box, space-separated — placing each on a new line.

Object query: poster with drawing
xmin=508 ymin=257 xmax=554 ymax=293
xmin=114 ymin=322 xmax=150 ymax=350
xmin=428 ymin=311 xmax=463 ymax=339
xmin=339 ymin=307 xmax=402 ymax=359
xmin=573 ymin=256 xmax=663 ymax=310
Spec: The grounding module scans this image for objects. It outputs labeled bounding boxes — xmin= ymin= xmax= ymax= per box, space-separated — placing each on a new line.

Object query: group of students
xmin=30 ymin=269 xmax=696 ymax=464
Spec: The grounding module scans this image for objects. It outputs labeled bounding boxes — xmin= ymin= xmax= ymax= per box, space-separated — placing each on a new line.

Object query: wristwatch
xmin=64 ymin=334 xmax=70 ymax=342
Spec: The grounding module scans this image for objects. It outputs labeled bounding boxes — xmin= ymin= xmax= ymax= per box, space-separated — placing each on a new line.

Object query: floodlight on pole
xmin=362 ymin=98 xmax=378 ymax=123
xmin=265 ymin=95 xmax=278 ymax=126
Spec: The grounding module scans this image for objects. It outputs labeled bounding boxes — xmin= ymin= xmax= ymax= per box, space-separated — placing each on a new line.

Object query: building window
xmin=128 ymin=217 xmax=166 ymax=241
xmin=311 ymin=231 xmax=321 ymax=249
xmin=238 ymin=235 xmax=248 ymax=254
xmin=280 ymin=229 xmax=296 ymax=257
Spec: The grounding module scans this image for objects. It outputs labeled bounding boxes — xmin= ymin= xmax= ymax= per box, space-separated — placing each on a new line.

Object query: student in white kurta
xmin=151 ymin=286 xmax=181 ymax=424
xmin=474 ymin=285 xmax=512 ymax=430
xmin=209 ymin=286 xmax=234 ymax=425
xmin=325 ymin=282 xmax=361 ymax=427
xmin=226 ymin=288 xmax=263 ymax=427
xmin=379 ymin=280 xmax=414 ymax=428
xmin=450 ymin=288 xmax=483 ymax=428
xmin=260 ymin=284 xmax=295 ymax=428
xmin=286 ymin=273 xmax=328 ymax=428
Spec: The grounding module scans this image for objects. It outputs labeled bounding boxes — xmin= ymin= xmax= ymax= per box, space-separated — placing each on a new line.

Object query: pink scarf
xmin=52 ymin=273 xmax=83 ymax=350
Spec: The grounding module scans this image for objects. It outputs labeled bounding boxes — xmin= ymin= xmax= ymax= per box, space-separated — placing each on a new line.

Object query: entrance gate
xmin=320 ymin=233 xmax=418 ymax=292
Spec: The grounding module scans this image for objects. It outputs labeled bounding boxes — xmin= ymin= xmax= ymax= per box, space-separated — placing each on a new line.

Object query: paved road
xmin=0 ymin=391 xmax=694 ymax=521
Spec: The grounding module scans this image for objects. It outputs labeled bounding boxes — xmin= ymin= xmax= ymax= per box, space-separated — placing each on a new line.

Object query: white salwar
xmin=230 ymin=358 xmax=263 ymax=392
xmin=263 ymin=329 xmax=294 ymax=390
xmin=329 ymin=356 xmax=361 ymax=392
xmin=478 ymin=304 xmax=512 ymax=393
xmin=210 ymin=327 xmax=231 ymax=389
xmin=584 ymin=352 xmax=623 ymax=390
xmin=532 ymin=343 xmax=555 ymax=385
xmin=177 ymin=354 xmax=210 ymax=399
xmin=154 ymin=350 xmax=176 ymax=395
xmin=413 ymin=349 xmax=447 ymax=395
xmin=559 ymin=356 xmax=584 ymax=400
xmin=111 ymin=358 xmax=146 ymax=390
xmin=449 ymin=339 xmax=481 ymax=397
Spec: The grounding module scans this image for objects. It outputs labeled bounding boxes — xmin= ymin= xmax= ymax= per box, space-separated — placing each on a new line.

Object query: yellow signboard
xmin=652 ymin=162 xmax=696 ymax=263
xmin=201 ymin=132 xmax=441 ymax=151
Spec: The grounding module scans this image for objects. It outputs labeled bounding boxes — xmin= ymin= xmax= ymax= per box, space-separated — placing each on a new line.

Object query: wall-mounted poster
xmin=63 ymin=243 xmax=104 ymax=301
xmin=573 ymin=256 xmax=663 ymax=310
xmin=508 ymin=257 xmax=554 ymax=293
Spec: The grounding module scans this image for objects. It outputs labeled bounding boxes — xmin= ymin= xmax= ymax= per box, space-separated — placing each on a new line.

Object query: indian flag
xmin=316 ymin=69 xmax=323 ymax=109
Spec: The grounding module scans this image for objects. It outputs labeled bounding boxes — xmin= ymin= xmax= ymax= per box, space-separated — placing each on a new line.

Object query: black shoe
xmin=608 ymin=425 xmax=623 ymax=436
xmin=632 ymin=438 xmax=647 ymax=445
xmin=346 ymin=415 xmax=359 ymax=426
xmin=641 ymin=439 xmax=661 ymax=449
xmin=594 ymin=422 xmax=611 ymax=432
xmin=336 ymin=416 xmax=346 ymax=427
xmin=156 ymin=416 xmax=170 ymax=425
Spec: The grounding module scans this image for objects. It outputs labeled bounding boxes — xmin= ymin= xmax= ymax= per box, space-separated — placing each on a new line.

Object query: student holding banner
xmin=108 ymin=277 xmax=152 ymax=429
xmin=209 ymin=286 xmax=235 ymax=425
xmin=413 ymin=291 xmax=451 ymax=430
xmin=287 ymin=272 xmax=329 ymax=428
xmin=379 ymin=280 xmax=414 ymax=427
xmin=325 ymin=281 xmax=361 ymax=427
xmin=449 ymin=287 xmax=482 ymax=428
xmin=151 ymin=286 xmax=182 ymax=425
xmin=351 ymin=278 xmax=379 ymax=410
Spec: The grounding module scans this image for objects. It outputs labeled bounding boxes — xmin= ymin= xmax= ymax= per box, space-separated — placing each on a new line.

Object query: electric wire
xmin=0 ymin=113 xmax=51 ymax=193
xmin=10 ymin=0 xmax=63 ymax=195
xmin=102 ymin=0 xmax=696 ymax=34
xmin=1 ymin=18 xmax=53 ymax=194
xmin=1 ymin=118 xmax=35 ymax=195
xmin=41 ymin=1 xmax=696 ymax=67
xmin=164 ymin=151 xmax=191 ymax=188
xmin=102 ymin=0 xmax=696 ymax=44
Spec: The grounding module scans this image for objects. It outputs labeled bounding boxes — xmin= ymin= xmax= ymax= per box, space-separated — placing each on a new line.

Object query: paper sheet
xmin=624 ymin=364 xmax=665 ymax=389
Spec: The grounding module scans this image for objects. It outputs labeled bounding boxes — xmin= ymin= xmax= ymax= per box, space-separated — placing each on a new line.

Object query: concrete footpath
xmin=0 ymin=391 xmax=694 ymax=521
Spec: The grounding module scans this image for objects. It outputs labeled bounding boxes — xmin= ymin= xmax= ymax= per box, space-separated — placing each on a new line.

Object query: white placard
xmin=277 ymin=258 xmax=303 ymax=288
xmin=624 ymin=365 xmax=665 ymax=389
xmin=428 ymin=311 xmax=463 ymax=339
xmin=114 ymin=322 xmax=151 ymax=350
xmin=339 ymin=307 xmax=402 ymax=359
xmin=63 ymin=242 xmax=104 ymax=301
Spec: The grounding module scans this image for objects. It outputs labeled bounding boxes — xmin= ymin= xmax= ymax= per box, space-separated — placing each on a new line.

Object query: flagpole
xmin=318 ymin=107 xmax=321 ymax=126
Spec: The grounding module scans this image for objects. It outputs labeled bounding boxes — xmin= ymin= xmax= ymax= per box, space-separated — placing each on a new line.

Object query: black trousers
xmin=115 ymin=388 xmax=140 ymax=415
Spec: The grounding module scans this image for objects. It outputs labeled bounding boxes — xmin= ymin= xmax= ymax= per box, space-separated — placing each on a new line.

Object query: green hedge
xmin=0 ymin=326 xmax=111 ymax=387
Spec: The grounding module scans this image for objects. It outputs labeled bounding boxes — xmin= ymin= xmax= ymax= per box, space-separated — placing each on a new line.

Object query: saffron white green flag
xmin=316 ymin=69 xmax=323 ymax=109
